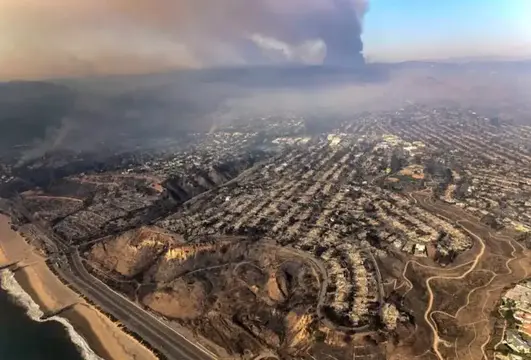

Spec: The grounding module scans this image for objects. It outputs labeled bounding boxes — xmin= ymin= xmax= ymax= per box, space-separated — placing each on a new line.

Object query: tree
xmin=390 ymin=152 xmax=407 ymax=173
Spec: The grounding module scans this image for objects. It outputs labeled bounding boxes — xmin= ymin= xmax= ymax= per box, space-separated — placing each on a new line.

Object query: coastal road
xmin=12 ymin=200 xmax=217 ymax=359
xmin=58 ymin=251 xmax=216 ymax=360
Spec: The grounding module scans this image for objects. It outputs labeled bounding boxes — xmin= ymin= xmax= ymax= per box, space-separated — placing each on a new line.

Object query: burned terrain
xmin=1 ymin=101 xmax=531 ymax=359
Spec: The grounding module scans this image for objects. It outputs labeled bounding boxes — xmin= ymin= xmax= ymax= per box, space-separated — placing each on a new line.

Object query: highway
xmin=12 ymin=200 xmax=216 ymax=360
xmin=58 ymin=251 xmax=216 ymax=360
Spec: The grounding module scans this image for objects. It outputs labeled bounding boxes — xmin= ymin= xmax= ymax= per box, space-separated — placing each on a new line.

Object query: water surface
xmin=0 ymin=288 xmax=83 ymax=360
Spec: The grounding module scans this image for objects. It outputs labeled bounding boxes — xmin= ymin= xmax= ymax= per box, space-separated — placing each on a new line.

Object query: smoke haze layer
xmin=0 ymin=0 xmax=368 ymax=79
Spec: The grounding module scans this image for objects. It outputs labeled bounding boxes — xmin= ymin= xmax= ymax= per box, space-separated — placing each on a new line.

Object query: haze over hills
xmin=1 ymin=60 xmax=530 ymax=164
xmin=2 ymin=64 xmax=531 ymax=359
xmin=2 ymin=1 xmax=531 ymax=359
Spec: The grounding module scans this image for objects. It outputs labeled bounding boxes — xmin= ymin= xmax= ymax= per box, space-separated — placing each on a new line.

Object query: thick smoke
xmin=0 ymin=0 xmax=369 ymax=79
xmin=3 ymin=0 xmax=372 ymax=162
xmin=321 ymin=0 xmax=367 ymax=66
xmin=244 ymin=0 xmax=368 ymax=66
xmin=262 ymin=0 xmax=368 ymax=66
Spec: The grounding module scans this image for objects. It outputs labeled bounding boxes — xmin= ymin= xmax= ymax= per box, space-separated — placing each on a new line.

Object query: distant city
xmin=1 ymin=101 xmax=530 ymax=360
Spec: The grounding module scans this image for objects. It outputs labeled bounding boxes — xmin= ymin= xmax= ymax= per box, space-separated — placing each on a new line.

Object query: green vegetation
xmin=502 ymin=308 xmax=516 ymax=322
xmin=503 ymin=298 xmax=517 ymax=308
xmin=314 ymin=330 xmax=326 ymax=342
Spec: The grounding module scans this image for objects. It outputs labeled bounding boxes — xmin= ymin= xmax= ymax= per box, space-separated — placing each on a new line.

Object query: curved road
xmin=273 ymin=244 xmax=384 ymax=333
xmin=409 ymin=192 xmax=526 ymax=360
xmin=421 ymin=223 xmax=486 ymax=360
xmin=12 ymin=199 xmax=217 ymax=359
xmin=59 ymin=251 xmax=216 ymax=360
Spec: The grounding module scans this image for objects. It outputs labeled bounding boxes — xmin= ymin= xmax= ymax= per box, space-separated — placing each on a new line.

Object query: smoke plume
xmin=0 ymin=0 xmax=368 ymax=79
xmin=321 ymin=0 xmax=367 ymax=66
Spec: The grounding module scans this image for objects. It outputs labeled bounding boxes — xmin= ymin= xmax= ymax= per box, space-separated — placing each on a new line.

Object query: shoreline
xmin=0 ymin=269 xmax=102 ymax=360
xmin=12 ymin=268 xmax=113 ymax=360
xmin=0 ymin=214 xmax=157 ymax=360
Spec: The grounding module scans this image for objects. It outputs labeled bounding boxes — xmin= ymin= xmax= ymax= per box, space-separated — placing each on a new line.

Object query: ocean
xmin=0 ymin=269 xmax=100 ymax=360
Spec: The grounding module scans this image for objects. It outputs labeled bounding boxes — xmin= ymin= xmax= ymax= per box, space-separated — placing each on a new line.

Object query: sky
xmin=0 ymin=0 xmax=529 ymax=79
xmin=364 ymin=0 xmax=531 ymax=61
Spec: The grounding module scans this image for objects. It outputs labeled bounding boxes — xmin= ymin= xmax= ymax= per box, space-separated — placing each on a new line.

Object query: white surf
xmin=0 ymin=269 xmax=103 ymax=360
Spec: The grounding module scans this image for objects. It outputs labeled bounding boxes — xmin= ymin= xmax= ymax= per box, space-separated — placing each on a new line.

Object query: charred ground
xmin=1 ymin=89 xmax=531 ymax=359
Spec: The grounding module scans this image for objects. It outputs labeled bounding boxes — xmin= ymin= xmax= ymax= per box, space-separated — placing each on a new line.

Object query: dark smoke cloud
xmin=260 ymin=0 xmax=367 ymax=66
xmin=321 ymin=0 xmax=366 ymax=66
xmin=0 ymin=0 xmax=368 ymax=79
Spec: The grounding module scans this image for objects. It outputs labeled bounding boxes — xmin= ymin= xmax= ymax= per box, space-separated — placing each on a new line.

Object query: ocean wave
xmin=0 ymin=269 xmax=103 ymax=360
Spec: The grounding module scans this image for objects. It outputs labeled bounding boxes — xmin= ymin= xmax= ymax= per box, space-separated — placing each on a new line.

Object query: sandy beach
xmin=0 ymin=214 xmax=157 ymax=360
